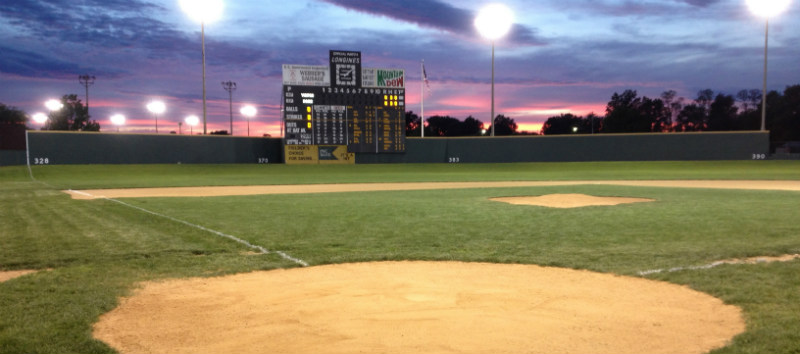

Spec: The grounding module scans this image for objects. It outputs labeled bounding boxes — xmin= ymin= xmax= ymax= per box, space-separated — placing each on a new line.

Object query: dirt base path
xmin=0 ymin=270 xmax=37 ymax=283
xmin=65 ymin=180 xmax=800 ymax=199
xmin=94 ymin=261 xmax=744 ymax=354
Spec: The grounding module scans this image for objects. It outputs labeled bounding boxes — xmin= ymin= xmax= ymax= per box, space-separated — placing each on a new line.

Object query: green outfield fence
xmin=358 ymin=131 xmax=770 ymax=163
xmin=0 ymin=129 xmax=770 ymax=166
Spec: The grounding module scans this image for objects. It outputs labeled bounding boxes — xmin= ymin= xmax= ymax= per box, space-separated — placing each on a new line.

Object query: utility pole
xmin=222 ymin=81 xmax=237 ymax=135
xmin=78 ymin=74 xmax=95 ymax=116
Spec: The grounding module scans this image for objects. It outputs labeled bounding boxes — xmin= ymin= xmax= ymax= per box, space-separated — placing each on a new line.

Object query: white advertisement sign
xmin=282 ymin=65 xmax=331 ymax=86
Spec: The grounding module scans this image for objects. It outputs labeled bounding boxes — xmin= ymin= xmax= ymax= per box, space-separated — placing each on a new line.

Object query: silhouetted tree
xmin=461 ymin=116 xmax=484 ymax=136
xmin=0 ymin=103 xmax=28 ymax=126
xmin=676 ymin=104 xmax=707 ymax=131
xmin=603 ymin=90 xmax=668 ymax=133
xmin=768 ymin=85 xmax=800 ymax=144
xmin=707 ymin=94 xmax=738 ymax=131
xmin=426 ymin=115 xmax=461 ymax=136
xmin=695 ymin=89 xmax=715 ymax=111
xmin=640 ymin=96 xmax=671 ymax=132
xmin=488 ymin=114 xmax=517 ymax=135
xmin=542 ymin=113 xmax=583 ymax=135
xmin=583 ymin=113 xmax=603 ymax=134
xmin=44 ymin=94 xmax=100 ymax=131
xmin=736 ymin=89 xmax=762 ymax=112
xmin=405 ymin=111 xmax=421 ymax=137
xmin=603 ymin=90 xmax=638 ymax=133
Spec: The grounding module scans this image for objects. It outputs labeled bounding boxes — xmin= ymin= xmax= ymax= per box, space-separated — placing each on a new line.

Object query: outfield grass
xmin=1 ymin=161 xmax=799 ymax=354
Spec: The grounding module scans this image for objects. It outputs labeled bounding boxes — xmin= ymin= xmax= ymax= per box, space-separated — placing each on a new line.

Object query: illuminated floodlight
xmin=179 ymin=0 xmax=224 ymax=24
xmin=746 ymin=0 xmax=791 ymax=18
xmin=185 ymin=115 xmax=200 ymax=134
xmin=185 ymin=115 xmax=200 ymax=126
xmin=44 ymin=99 xmax=63 ymax=111
xmin=240 ymin=105 xmax=256 ymax=118
xmin=147 ymin=100 xmax=166 ymax=133
xmin=32 ymin=112 xmax=48 ymax=124
xmin=474 ymin=3 xmax=514 ymax=41
xmin=146 ymin=100 xmax=166 ymax=114
xmin=240 ymin=105 xmax=257 ymax=136
xmin=110 ymin=114 xmax=126 ymax=132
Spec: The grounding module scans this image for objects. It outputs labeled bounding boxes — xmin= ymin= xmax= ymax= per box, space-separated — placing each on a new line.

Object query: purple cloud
xmin=320 ymin=0 xmax=545 ymax=45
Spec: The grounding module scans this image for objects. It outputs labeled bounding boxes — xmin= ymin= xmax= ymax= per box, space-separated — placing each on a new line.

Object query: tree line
xmin=405 ymin=113 xmax=527 ymax=137
xmin=542 ymin=85 xmax=800 ymax=145
xmin=400 ymin=84 xmax=799 ymax=148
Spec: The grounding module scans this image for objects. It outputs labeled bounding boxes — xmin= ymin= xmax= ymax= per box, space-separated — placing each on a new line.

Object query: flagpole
xmin=421 ymin=59 xmax=425 ymax=138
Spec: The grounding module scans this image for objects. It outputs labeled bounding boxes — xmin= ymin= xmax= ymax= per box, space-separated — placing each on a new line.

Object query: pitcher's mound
xmin=491 ymin=194 xmax=655 ymax=208
xmin=93 ymin=261 xmax=743 ymax=354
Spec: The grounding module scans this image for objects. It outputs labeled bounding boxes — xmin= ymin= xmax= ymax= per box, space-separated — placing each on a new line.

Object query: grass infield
xmin=1 ymin=161 xmax=799 ymax=353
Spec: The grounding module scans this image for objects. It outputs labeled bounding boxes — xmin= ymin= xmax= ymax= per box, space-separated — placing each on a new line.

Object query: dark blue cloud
xmin=0 ymin=0 xmax=191 ymax=57
xmin=0 ymin=45 xmax=126 ymax=78
xmin=0 ymin=0 xmax=275 ymax=78
xmin=676 ymin=0 xmax=723 ymax=7
xmin=319 ymin=0 xmax=545 ymax=45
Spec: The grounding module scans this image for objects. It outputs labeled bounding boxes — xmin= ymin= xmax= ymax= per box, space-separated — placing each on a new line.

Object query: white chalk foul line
xmin=78 ymin=191 xmax=308 ymax=267
xmin=638 ymin=254 xmax=800 ymax=276
xmin=638 ymin=262 xmax=731 ymax=276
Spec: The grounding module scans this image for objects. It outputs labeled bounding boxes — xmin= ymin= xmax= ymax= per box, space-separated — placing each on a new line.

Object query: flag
xmin=422 ymin=62 xmax=430 ymax=91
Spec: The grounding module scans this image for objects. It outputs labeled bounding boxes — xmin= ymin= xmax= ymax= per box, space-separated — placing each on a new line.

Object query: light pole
xmin=222 ymin=81 xmax=237 ymax=135
xmin=185 ymin=115 xmax=199 ymax=135
xmin=475 ymin=4 xmax=514 ymax=137
xmin=110 ymin=114 xmax=125 ymax=132
xmin=146 ymin=101 xmax=166 ymax=134
xmin=240 ymin=105 xmax=256 ymax=137
xmin=180 ymin=0 xmax=224 ymax=135
xmin=746 ymin=0 xmax=791 ymax=131
xmin=78 ymin=74 xmax=95 ymax=117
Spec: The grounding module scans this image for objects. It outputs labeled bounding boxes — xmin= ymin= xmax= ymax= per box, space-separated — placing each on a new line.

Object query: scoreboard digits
xmin=283 ymin=51 xmax=406 ymax=155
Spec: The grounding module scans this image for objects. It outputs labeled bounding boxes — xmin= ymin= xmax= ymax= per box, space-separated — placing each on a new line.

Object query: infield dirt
xmin=93 ymin=261 xmax=745 ymax=354
xmin=64 ymin=179 xmax=800 ymax=200
xmin=84 ymin=180 xmax=800 ymax=353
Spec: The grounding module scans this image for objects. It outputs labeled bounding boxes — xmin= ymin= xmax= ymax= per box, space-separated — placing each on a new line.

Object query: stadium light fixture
xmin=180 ymin=0 xmax=224 ymax=135
xmin=32 ymin=112 xmax=48 ymax=124
xmin=110 ymin=114 xmax=126 ymax=132
xmin=475 ymin=3 xmax=514 ymax=137
xmin=240 ymin=105 xmax=257 ymax=137
xmin=746 ymin=0 xmax=791 ymax=131
xmin=185 ymin=115 xmax=200 ymax=135
xmin=146 ymin=100 xmax=166 ymax=134
xmin=44 ymin=99 xmax=63 ymax=112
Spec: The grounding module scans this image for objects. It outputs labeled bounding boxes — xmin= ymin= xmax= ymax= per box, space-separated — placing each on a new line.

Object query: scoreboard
xmin=283 ymin=51 xmax=406 ymax=159
xmin=283 ymin=86 xmax=406 ymax=153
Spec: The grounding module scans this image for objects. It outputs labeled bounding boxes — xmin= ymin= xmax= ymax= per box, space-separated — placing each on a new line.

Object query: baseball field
xmin=1 ymin=161 xmax=800 ymax=353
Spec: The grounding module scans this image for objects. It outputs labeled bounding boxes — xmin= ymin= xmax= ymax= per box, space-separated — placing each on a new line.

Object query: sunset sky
xmin=1 ymin=0 xmax=798 ymax=136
